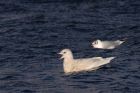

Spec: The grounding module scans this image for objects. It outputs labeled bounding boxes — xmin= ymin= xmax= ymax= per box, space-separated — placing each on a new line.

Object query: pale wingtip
xmin=109 ymin=57 xmax=116 ymax=60
xmin=106 ymin=57 xmax=116 ymax=61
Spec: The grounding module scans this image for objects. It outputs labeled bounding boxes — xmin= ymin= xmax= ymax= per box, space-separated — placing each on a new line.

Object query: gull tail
xmin=120 ymin=38 xmax=128 ymax=44
xmin=94 ymin=57 xmax=115 ymax=67
xmin=105 ymin=57 xmax=115 ymax=63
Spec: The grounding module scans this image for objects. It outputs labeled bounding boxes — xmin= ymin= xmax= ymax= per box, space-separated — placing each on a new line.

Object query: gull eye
xmin=63 ymin=52 xmax=66 ymax=54
xmin=95 ymin=41 xmax=97 ymax=44
xmin=96 ymin=41 xmax=98 ymax=44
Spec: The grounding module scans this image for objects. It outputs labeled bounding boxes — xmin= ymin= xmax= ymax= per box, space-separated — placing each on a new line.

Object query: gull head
xmin=58 ymin=49 xmax=73 ymax=60
xmin=92 ymin=39 xmax=102 ymax=48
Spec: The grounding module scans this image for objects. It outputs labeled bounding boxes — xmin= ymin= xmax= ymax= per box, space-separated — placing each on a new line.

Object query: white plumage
xmin=92 ymin=39 xmax=125 ymax=49
xmin=58 ymin=49 xmax=115 ymax=74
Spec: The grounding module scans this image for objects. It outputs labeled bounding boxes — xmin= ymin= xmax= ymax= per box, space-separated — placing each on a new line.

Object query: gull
xmin=92 ymin=39 xmax=125 ymax=49
xmin=58 ymin=49 xmax=115 ymax=74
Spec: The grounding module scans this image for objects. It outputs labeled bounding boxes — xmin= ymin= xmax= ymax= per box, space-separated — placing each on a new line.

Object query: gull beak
xmin=91 ymin=42 xmax=94 ymax=47
xmin=60 ymin=56 xmax=64 ymax=60
xmin=58 ymin=52 xmax=63 ymax=55
xmin=58 ymin=52 xmax=64 ymax=60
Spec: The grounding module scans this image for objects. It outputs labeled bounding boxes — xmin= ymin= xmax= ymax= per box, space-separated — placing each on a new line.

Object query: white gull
xmin=92 ymin=39 xmax=125 ymax=49
xmin=58 ymin=49 xmax=115 ymax=74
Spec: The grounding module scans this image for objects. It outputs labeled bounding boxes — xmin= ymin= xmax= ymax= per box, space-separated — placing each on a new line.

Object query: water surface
xmin=0 ymin=0 xmax=140 ymax=93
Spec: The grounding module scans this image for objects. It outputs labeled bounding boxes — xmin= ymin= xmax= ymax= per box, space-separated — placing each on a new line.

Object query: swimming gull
xmin=58 ymin=49 xmax=115 ymax=74
xmin=92 ymin=39 xmax=125 ymax=49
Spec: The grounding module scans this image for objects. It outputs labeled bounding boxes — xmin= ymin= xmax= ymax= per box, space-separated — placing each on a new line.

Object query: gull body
xmin=92 ymin=39 xmax=125 ymax=49
xmin=58 ymin=49 xmax=115 ymax=74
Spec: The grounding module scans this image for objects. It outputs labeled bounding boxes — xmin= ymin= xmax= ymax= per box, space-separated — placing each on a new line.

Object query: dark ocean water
xmin=0 ymin=0 xmax=140 ymax=93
